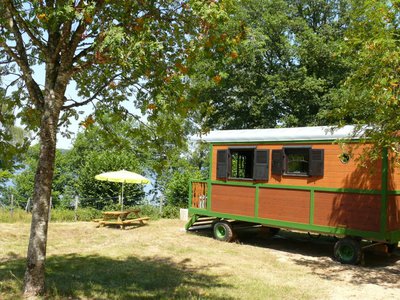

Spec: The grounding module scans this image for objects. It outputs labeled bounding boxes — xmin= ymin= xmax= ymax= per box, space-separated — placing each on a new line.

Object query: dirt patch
xmin=232 ymin=227 xmax=400 ymax=300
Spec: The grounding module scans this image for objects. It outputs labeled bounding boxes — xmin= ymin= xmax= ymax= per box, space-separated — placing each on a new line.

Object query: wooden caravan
xmin=186 ymin=125 xmax=400 ymax=264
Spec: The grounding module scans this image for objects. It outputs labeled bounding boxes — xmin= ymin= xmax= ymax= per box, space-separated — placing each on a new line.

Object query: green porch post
xmin=380 ymin=147 xmax=388 ymax=236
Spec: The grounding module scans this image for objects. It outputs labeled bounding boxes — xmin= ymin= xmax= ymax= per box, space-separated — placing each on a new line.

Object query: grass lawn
xmin=1 ymin=219 xmax=399 ymax=299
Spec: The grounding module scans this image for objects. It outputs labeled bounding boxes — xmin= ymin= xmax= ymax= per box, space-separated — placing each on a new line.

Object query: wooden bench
xmin=96 ymin=213 xmax=150 ymax=230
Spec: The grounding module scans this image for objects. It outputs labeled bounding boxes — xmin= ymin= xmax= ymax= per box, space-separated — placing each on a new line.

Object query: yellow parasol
xmin=95 ymin=170 xmax=150 ymax=210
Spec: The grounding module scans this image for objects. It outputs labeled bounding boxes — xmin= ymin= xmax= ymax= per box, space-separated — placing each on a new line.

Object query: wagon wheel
xmin=213 ymin=221 xmax=235 ymax=242
xmin=334 ymin=237 xmax=363 ymax=265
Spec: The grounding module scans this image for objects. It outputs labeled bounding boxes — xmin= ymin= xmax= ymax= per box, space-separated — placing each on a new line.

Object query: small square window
xmin=230 ymin=149 xmax=254 ymax=179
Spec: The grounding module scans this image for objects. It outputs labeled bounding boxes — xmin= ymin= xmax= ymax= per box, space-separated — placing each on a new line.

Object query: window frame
xmin=216 ymin=147 xmax=269 ymax=181
xmin=283 ymin=146 xmax=311 ymax=177
xmin=271 ymin=146 xmax=324 ymax=177
xmin=229 ymin=147 xmax=256 ymax=180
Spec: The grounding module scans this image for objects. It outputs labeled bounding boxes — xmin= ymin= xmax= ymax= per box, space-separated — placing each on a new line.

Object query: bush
xmin=0 ymin=205 xmax=178 ymax=223
xmin=50 ymin=208 xmax=102 ymax=222
xmin=134 ymin=205 xmax=161 ymax=220
xmin=161 ymin=205 xmax=179 ymax=219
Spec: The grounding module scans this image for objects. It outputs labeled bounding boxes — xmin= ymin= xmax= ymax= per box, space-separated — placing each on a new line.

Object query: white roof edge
xmin=200 ymin=125 xmax=366 ymax=143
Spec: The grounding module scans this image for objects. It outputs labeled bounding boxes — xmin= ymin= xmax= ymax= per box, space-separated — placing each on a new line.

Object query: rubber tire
xmin=213 ymin=221 xmax=235 ymax=242
xmin=334 ymin=237 xmax=363 ymax=265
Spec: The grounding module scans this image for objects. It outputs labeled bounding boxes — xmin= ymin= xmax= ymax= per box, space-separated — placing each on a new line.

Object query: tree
xmin=11 ymin=145 xmax=75 ymax=208
xmin=0 ymin=89 xmax=30 ymax=172
xmin=77 ymin=150 xmax=145 ymax=209
xmin=191 ymin=0 xmax=352 ymax=129
xmin=326 ymin=0 xmax=400 ymax=156
xmin=0 ymin=1 xmax=233 ymax=295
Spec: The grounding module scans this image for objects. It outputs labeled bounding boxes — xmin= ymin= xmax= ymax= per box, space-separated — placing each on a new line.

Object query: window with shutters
xmin=216 ymin=148 xmax=269 ymax=180
xmin=271 ymin=147 xmax=324 ymax=177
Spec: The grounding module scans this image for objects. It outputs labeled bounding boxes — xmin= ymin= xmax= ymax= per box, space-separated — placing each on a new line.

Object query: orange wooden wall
xmin=314 ymin=192 xmax=381 ymax=232
xmin=211 ymin=184 xmax=255 ymax=216
xmin=211 ymin=143 xmax=386 ymax=190
xmin=206 ymin=143 xmax=400 ymax=232
xmin=258 ymin=188 xmax=310 ymax=224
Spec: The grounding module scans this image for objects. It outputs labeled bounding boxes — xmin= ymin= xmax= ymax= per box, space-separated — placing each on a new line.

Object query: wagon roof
xmin=202 ymin=125 xmax=365 ymax=143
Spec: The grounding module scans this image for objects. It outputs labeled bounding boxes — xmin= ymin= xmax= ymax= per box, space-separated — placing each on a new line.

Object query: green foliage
xmin=11 ymin=145 xmax=76 ymax=207
xmin=1 ymin=1 xmax=235 ymax=294
xmin=0 ymin=89 xmax=30 ymax=171
xmin=77 ymin=150 xmax=145 ymax=210
xmin=326 ymin=0 xmax=400 ymax=155
xmin=191 ymin=0 xmax=352 ymax=130
xmin=134 ymin=204 xmax=162 ymax=220
xmin=155 ymin=142 xmax=206 ymax=208
xmin=164 ymin=168 xmax=202 ymax=208
xmin=49 ymin=208 xmax=102 ymax=222
xmin=161 ymin=205 xmax=180 ymax=219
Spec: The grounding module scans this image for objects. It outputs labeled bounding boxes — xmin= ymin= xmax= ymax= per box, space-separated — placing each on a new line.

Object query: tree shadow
xmin=0 ymin=253 xmax=231 ymax=299
xmin=238 ymin=229 xmax=400 ymax=287
xmin=189 ymin=227 xmax=400 ymax=288
xmin=289 ymin=247 xmax=400 ymax=288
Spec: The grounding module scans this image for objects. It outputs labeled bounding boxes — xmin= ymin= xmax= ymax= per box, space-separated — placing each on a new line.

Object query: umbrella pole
xmin=121 ymin=182 xmax=124 ymax=211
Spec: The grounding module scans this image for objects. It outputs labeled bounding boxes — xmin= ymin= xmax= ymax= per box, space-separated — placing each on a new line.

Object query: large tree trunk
xmin=23 ymin=96 xmax=60 ymax=296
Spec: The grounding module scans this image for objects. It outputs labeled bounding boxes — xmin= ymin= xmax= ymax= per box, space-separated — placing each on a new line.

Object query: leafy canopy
xmin=190 ymin=0 xmax=352 ymax=130
xmin=327 ymin=0 xmax=400 ymax=155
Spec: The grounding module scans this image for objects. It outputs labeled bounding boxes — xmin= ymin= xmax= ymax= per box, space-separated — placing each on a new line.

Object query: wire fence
xmin=0 ymin=192 xmax=164 ymax=222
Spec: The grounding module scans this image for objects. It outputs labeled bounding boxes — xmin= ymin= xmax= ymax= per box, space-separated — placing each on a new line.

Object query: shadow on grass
xmin=189 ymin=226 xmax=400 ymax=288
xmin=0 ymin=253 xmax=232 ymax=299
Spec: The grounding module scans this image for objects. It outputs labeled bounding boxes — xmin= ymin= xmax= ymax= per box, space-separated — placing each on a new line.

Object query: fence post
xmin=74 ymin=196 xmax=79 ymax=222
xmin=10 ymin=193 xmax=14 ymax=219
xmin=25 ymin=198 xmax=31 ymax=212
xmin=159 ymin=195 xmax=163 ymax=214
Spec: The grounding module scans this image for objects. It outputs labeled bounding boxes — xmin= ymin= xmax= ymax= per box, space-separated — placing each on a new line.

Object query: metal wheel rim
xmin=338 ymin=244 xmax=354 ymax=261
xmin=215 ymin=225 xmax=226 ymax=239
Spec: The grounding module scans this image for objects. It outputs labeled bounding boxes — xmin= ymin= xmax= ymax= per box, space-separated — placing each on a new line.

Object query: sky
xmin=5 ymin=64 xmax=92 ymax=150
xmin=56 ymin=81 xmax=91 ymax=150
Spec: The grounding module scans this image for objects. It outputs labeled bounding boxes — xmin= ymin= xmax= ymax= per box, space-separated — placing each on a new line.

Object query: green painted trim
xmin=380 ymin=148 xmax=389 ymax=234
xmin=255 ymin=185 xmax=260 ymax=218
xmin=188 ymin=180 xmax=193 ymax=208
xmin=388 ymin=191 xmax=400 ymax=195
xmin=209 ymin=140 xmax=359 ymax=146
xmin=209 ymin=144 xmax=213 ymax=181
xmin=187 ymin=208 xmax=388 ymax=241
xmin=185 ymin=214 xmax=199 ymax=230
xmin=207 ymin=181 xmax=212 ymax=210
xmin=209 ymin=180 xmax=381 ymax=195
xmin=388 ymin=230 xmax=400 ymax=242
xmin=310 ymin=190 xmax=315 ymax=225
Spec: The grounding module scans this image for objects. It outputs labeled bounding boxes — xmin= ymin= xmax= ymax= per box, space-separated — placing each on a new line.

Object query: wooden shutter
xmin=253 ymin=150 xmax=269 ymax=180
xmin=216 ymin=150 xmax=228 ymax=179
xmin=271 ymin=149 xmax=284 ymax=175
xmin=309 ymin=149 xmax=324 ymax=177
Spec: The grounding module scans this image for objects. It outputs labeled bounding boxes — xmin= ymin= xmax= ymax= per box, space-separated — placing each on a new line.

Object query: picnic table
xmin=94 ymin=209 xmax=149 ymax=230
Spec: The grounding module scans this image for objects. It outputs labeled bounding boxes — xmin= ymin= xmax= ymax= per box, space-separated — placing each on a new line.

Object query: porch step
xmin=186 ymin=216 xmax=217 ymax=231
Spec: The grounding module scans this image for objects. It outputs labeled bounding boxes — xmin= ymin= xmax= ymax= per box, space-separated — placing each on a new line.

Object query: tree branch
xmin=61 ymin=72 xmax=123 ymax=110
xmin=5 ymin=0 xmax=47 ymax=55
xmin=2 ymin=6 xmax=44 ymax=108
xmin=0 ymin=41 xmax=44 ymax=109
